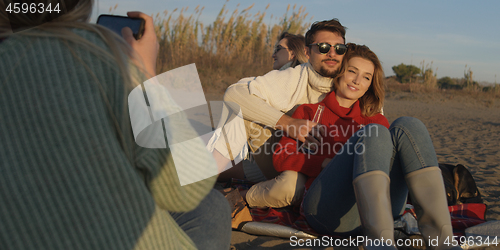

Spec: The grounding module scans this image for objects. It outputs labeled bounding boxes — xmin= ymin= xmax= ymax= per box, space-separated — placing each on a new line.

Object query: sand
xmin=205 ymin=91 xmax=500 ymax=249
xmin=383 ymin=92 xmax=500 ymax=222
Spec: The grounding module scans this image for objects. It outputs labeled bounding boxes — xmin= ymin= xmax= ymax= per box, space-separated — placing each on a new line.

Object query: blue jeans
xmin=303 ymin=117 xmax=439 ymax=236
xmin=170 ymin=189 xmax=232 ymax=250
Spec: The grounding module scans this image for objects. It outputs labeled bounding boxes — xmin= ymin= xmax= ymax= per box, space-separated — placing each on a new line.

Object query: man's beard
xmin=317 ymin=58 xmax=341 ymax=78
xmin=318 ymin=66 xmax=339 ymax=78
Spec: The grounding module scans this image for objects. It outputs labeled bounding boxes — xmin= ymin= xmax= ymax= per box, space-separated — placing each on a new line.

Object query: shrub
xmin=392 ymin=63 xmax=421 ymax=83
xmin=438 ymin=76 xmax=462 ymax=90
xmin=419 ymin=60 xmax=437 ymax=88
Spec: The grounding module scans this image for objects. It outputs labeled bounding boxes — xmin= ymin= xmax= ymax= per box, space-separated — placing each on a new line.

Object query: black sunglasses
xmin=308 ymin=43 xmax=347 ymax=55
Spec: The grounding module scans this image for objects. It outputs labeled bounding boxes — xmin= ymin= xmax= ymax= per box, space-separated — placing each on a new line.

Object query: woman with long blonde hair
xmin=0 ymin=0 xmax=230 ymax=249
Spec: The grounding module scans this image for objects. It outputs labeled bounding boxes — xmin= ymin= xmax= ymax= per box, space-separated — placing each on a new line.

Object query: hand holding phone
xmin=123 ymin=12 xmax=159 ymax=78
xmin=97 ymin=14 xmax=145 ymax=39
xmin=97 ymin=12 xmax=158 ymax=77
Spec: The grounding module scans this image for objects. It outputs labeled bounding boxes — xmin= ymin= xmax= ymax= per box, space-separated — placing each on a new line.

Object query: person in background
xmin=0 ymin=0 xmax=231 ymax=249
xmin=272 ymin=32 xmax=307 ymax=70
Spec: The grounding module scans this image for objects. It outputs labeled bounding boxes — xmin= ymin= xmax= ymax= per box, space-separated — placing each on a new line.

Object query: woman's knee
xmin=349 ymin=124 xmax=392 ymax=177
xmin=363 ymin=123 xmax=390 ymax=138
xmin=390 ymin=116 xmax=438 ymax=173
xmin=354 ymin=123 xmax=391 ymax=151
xmin=390 ymin=116 xmax=427 ymax=134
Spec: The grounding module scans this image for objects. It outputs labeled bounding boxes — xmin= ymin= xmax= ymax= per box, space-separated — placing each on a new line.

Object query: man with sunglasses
xmin=306 ymin=39 xmax=347 ymax=78
xmin=214 ymin=19 xmax=347 ymax=207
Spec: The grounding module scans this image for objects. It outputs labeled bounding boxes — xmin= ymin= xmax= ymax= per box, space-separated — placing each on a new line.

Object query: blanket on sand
xmin=228 ymin=179 xmax=487 ymax=237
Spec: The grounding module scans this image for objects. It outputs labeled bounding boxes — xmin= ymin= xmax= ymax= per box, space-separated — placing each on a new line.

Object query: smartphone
xmin=97 ymin=14 xmax=145 ymax=40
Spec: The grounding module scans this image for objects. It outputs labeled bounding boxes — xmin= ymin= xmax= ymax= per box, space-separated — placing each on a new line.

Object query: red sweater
xmin=273 ymin=91 xmax=390 ymax=188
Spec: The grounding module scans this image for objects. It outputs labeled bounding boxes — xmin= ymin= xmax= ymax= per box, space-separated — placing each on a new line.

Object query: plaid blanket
xmin=250 ymin=205 xmax=318 ymax=235
xmin=250 ymin=203 xmax=487 ymax=237
xmin=228 ymin=179 xmax=487 ymax=237
xmin=405 ymin=203 xmax=487 ymax=236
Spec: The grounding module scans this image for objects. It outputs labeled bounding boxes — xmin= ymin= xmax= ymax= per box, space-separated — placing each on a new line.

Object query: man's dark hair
xmin=305 ymin=19 xmax=346 ymax=46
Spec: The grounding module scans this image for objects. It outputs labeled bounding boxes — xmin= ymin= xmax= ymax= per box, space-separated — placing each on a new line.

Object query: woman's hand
xmin=276 ymin=114 xmax=326 ymax=150
xmin=121 ymin=11 xmax=159 ymax=78
xmin=321 ymin=158 xmax=332 ymax=169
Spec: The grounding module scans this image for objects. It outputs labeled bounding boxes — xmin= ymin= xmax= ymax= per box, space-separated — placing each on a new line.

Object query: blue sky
xmin=91 ymin=0 xmax=500 ymax=84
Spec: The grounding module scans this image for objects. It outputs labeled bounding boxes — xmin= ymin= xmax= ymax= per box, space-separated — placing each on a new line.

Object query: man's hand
xmin=276 ymin=115 xmax=326 ymax=149
xmin=121 ymin=11 xmax=159 ymax=78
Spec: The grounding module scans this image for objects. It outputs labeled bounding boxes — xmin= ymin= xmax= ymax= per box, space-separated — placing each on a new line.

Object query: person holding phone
xmin=0 ymin=1 xmax=230 ymax=249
